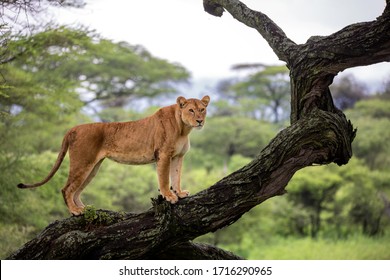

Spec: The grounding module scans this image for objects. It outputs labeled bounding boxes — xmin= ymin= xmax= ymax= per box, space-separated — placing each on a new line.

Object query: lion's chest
xmin=173 ymin=136 xmax=190 ymax=157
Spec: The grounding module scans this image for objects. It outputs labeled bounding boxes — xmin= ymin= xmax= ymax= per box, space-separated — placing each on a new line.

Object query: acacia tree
xmin=1 ymin=0 xmax=86 ymax=64
xmin=230 ymin=65 xmax=291 ymax=123
xmin=8 ymin=0 xmax=390 ymax=259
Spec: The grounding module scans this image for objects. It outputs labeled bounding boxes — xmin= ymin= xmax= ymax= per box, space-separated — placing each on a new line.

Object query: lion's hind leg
xmin=62 ymin=159 xmax=103 ymax=216
xmin=73 ymin=159 xmax=104 ymax=208
xmin=62 ymin=181 xmax=85 ymax=216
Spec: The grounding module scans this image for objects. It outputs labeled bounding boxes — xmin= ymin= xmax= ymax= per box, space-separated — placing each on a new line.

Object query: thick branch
xmin=289 ymin=8 xmax=390 ymax=122
xmin=204 ymin=0 xmax=390 ymax=123
xmin=8 ymin=109 xmax=354 ymax=260
xmin=295 ymin=15 xmax=390 ymax=76
xmin=205 ymin=0 xmax=390 ymax=71
xmin=204 ymin=0 xmax=297 ymax=62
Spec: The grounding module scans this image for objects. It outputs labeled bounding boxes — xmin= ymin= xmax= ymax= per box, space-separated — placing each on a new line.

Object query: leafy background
xmin=1 ymin=1 xmax=389 ymax=259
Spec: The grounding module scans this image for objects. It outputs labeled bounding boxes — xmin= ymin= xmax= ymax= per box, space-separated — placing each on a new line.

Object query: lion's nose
xmin=196 ymin=119 xmax=203 ymax=125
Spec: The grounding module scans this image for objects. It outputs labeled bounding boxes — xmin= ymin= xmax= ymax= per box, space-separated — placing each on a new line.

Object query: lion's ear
xmin=177 ymin=96 xmax=187 ymax=108
xmin=201 ymin=95 xmax=210 ymax=107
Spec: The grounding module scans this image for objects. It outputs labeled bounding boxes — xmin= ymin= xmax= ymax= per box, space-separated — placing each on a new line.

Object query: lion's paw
xmin=163 ymin=192 xmax=178 ymax=204
xmin=70 ymin=206 xmax=85 ymax=216
xmin=177 ymin=190 xmax=190 ymax=198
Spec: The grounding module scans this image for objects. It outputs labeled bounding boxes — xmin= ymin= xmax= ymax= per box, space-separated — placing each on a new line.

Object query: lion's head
xmin=177 ymin=95 xmax=210 ymax=130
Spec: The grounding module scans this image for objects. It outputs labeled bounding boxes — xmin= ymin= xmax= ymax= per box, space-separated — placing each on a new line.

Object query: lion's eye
xmin=200 ymin=108 xmax=205 ymax=113
xmin=189 ymin=109 xmax=195 ymax=114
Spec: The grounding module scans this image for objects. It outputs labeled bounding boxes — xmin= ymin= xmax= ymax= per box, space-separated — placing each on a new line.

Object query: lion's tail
xmin=17 ymin=132 xmax=69 ymax=189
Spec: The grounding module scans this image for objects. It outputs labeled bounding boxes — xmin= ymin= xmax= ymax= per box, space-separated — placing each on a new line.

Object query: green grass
xmin=232 ymin=235 xmax=390 ymax=260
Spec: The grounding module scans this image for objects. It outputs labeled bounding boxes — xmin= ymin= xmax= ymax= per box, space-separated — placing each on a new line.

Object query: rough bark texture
xmin=9 ymin=0 xmax=390 ymax=259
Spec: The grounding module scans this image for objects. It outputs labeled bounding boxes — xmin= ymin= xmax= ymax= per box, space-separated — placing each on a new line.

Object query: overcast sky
xmin=53 ymin=0 xmax=389 ymax=88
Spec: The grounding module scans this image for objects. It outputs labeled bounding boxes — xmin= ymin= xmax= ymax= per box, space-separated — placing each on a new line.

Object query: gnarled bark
xmin=9 ymin=0 xmax=390 ymax=259
xmin=204 ymin=0 xmax=390 ymax=122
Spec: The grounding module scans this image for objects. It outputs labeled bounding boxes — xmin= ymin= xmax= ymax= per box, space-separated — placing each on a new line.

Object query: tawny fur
xmin=18 ymin=96 xmax=210 ymax=215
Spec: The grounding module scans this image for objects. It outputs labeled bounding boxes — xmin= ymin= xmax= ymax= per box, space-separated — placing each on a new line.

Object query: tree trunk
xmin=9 ymin=0 xmax=390 ymax=259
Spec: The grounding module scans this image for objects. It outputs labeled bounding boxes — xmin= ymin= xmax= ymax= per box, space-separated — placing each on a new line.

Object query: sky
xmin=52 ymin=0 xmax=390 ymax=89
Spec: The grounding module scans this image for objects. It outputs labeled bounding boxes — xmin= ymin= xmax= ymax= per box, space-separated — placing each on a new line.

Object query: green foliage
xmin=346 ymin=99 xmax=390 ymax=170
xmin=287 ymin=165 xmax=342 ymax=237
xmin=191 ymin=116 xmax=277 ymax=161
xmin=0 ymin=28 xmax=90 ymax=155
xmin=67 ymin=38 xmax=189 ymax=107
xmin=83 ymin=205 xmax=99 ymax=223
xmin=82 ymin=205 xmax=118 ymax=226
xmin=0 ymin=224 xmax=37 ymax=260
xmin=215 ymin=65 xmax=290 ymax=123
xmin=82 ymin=160 xmax=158 ymax=212
xmin=96 ymin=107 xmax=146 ymax=123
xmin=335 ymin=159 xmax=387 ymax=236
xmin=2 ymin=26 xmax=189 ymax=110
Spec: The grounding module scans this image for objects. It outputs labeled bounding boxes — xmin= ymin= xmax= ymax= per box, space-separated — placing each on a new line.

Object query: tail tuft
xmin=17 ymin=183 xmax=27 ymax=188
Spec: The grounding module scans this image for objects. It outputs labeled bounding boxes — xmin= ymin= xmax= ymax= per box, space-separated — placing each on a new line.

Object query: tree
xmin=288 ymin=166 xmax=342 ymax=238
xmin=346 ymin=98 xmax=390 ymax=170
xmin=214 ymin=65 xmax=290 ymax=122
xmin=227 ymin=65 xmax=290 ymax=123
xmin=0 ymin=0 xmax=86 ymax=64
xmin=1 ymin=27 xmax=189 ymax=111
xmin=190 ymin=116 xmax=276 ymax=172
xmin=8 ymin=0 xmax=390 ymax=259
xmin=336 ymin=160 xmax=386 ymax=236
xmin=0 ymin=0 xmax=85 ymax=28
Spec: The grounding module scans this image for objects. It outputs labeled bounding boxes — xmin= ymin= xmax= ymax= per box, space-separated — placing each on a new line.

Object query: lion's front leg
xmin=170 ymin=155 xmax=189 ymax=199
xmin=157 ymin=155 xmax=178 ymax=203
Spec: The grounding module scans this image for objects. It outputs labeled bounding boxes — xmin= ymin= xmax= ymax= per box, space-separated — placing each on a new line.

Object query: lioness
xmin=18 ymin=96 xmax=210 ymax=215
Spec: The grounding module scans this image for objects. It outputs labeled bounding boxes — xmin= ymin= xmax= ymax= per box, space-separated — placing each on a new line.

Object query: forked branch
xmin=203 ymin=0 xmax=390 ymax=122
xmin=204 ymin=0 xmax=390 ymax=72
xmin=204 ymin=0 xmax=297 ymax=62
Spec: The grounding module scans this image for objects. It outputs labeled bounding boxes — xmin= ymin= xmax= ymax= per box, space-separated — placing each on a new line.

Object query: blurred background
xmin=1 ymin=0 xmax=389 ymax=259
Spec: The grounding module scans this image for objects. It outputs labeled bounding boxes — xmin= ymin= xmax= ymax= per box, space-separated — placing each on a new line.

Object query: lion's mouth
xmin=194 ymin=124 xmax=203 ymax=130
